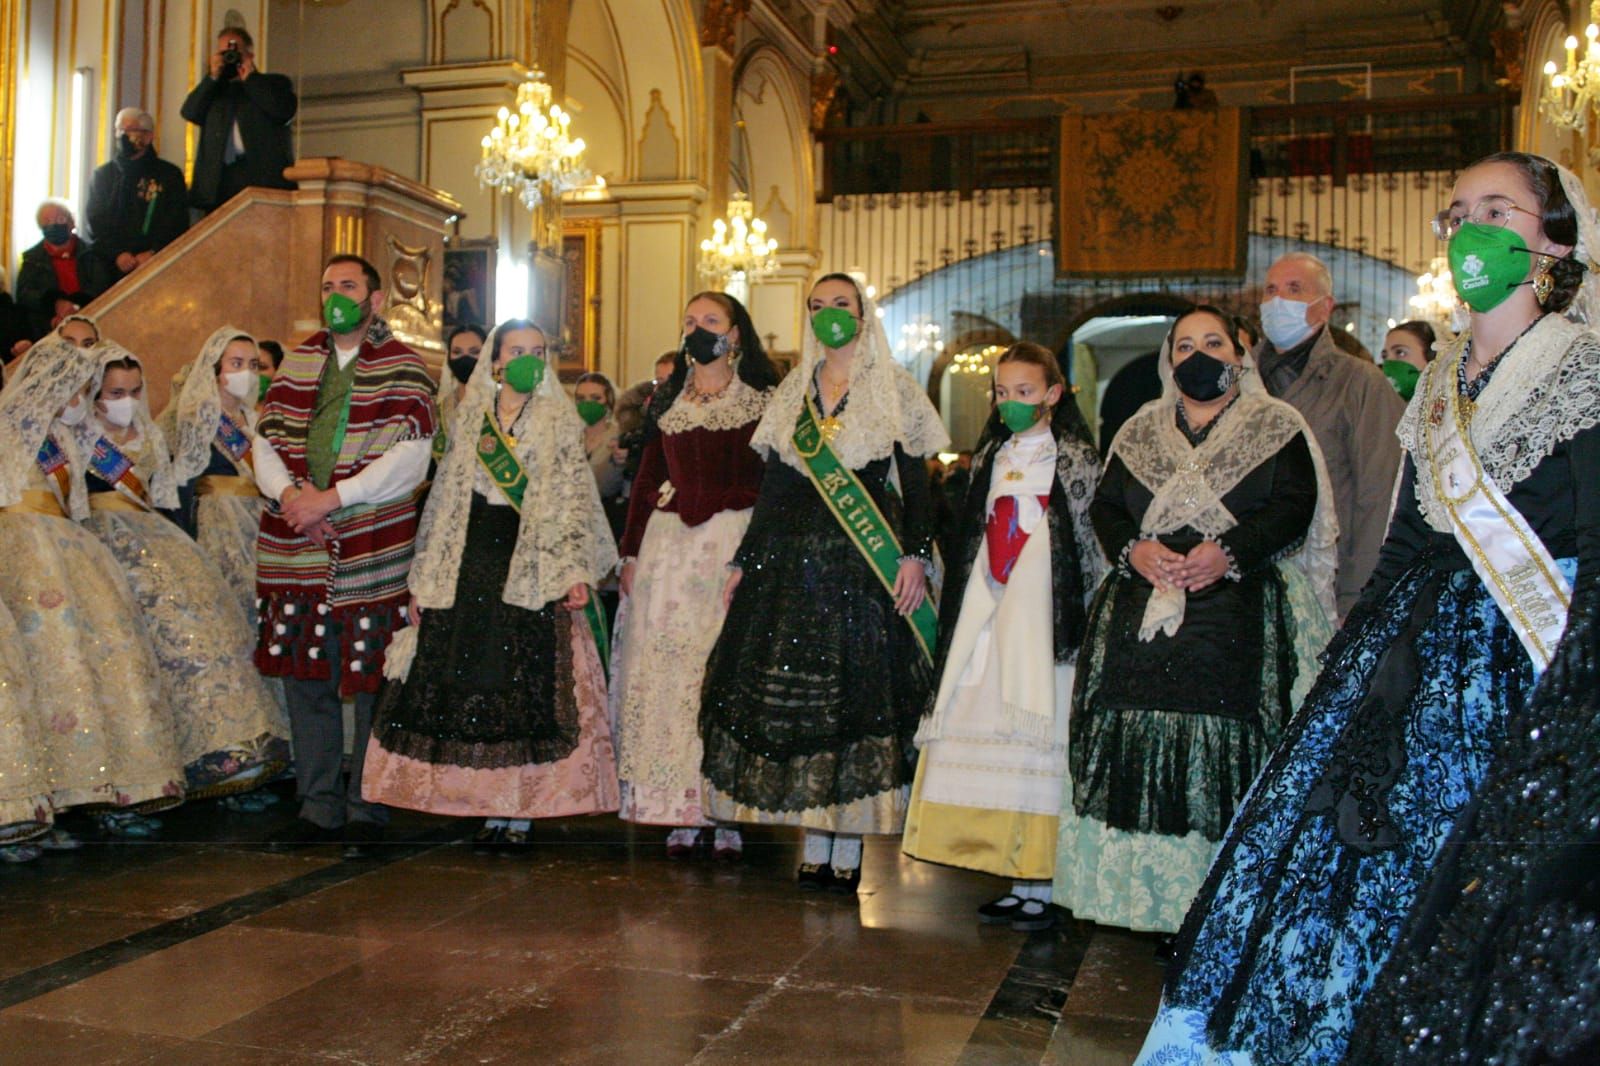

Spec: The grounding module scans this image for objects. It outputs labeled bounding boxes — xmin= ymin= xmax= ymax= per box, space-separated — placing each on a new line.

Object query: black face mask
xmin=1172 ymin=350 xmax=1241 ymax=402
xmin=683 ymin=326 xmax=730 ymax=365
xmin=447 ymin=355 xmax=477 ymax=384
xmin=117 ymin=134 xmax=140 ymax=159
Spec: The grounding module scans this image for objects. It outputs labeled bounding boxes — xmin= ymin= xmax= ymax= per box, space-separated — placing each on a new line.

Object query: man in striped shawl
xmin=252 ymin=254 xmax=437 ymax=850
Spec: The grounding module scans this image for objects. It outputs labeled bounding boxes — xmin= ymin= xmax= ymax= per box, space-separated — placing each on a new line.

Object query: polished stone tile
xmin=421 ymin=962 xmax=766 ymax=1064
xmin=697 ymin=986 xmax=980 ymax=1065
xmin=0 ymin=907 xmax=158 ymax=982
xmin=4 ymin=926 xmax=387 ymax=1039
xmin=44 ymin=847 xmax=335 ymax=921
xmin=1059 ymin=930 xmax=1165 ymax=1023
xmin=787 ymin=920 xmax=1021 ymax=1004
xmin=239 ymin=850 xmax=520 ymax=942
xmin=1040 ymin=1014 xmax=1148 ymax=1066
xmin=201 ymin=937 xmax=577 ymax=1062
xmin=0 ymin=1014 xmax=180 ymax=1065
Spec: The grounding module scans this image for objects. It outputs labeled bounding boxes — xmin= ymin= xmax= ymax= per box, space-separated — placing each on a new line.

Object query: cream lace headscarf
xmin=71 ymin=342 xmax=180 ymax=510
xmin=161 ymin=325 xmax=256 ymax=484
xmin=1399 ymin=158 xmax=1600 ymax=534
xmin=0 ymin=333 xmax=102 ymax=518
xmin=408 ymin=321 xmax=618 ymax=611
xmin=1110 ymin=321 xmax=1339 ymax=640
xmin=750 ymin=272 xmax=949 ymax=472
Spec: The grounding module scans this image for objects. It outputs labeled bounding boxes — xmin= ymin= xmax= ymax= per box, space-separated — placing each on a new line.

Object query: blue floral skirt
xmin=1134 ymin=554 xmax=1573 ymax=1066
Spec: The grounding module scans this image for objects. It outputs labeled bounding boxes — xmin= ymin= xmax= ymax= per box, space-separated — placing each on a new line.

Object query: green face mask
xmin=1448 ymin=222 xmax=1532 ymax=313
xmin=323 ymin=292 xmax=367 ymax=334
xmin=1381 ymin=360 xmax=1421 ymax=402
xmin=576 ymin=399 xmax=608 ymax=426
xmin=996 ymin=399 xmax=1043 ymax=433
xmin=257 ymin=373 xmax=273 ymax=404
xmin=501 ymin=354 xmax=546 ymax=395
xmin=811 ymin=307 xmax=859 ymax=349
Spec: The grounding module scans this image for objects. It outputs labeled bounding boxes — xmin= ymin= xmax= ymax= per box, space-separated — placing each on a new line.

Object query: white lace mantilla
xmin=409 ymin=323 xmax=617 ymax=611
xmin=0 ymin=335 xmax=101 ymax=514
xmin=164 ymin=325 xmax=254 ymax=484
xmin=1401 ymin=314 xmax=1600 ymax=534
xmin=72 ymin=343 xmax=180 ymax=509
xmin=657 ymin=373 xmax=771 ymax=434
xmin=749 ymin=279 xmax=949 ymax=472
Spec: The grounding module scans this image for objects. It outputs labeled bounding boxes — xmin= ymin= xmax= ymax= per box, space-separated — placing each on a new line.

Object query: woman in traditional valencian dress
xmin=610 ymin=292 xmax=776 ymax=859
xmin=1057 ymin=306 xmax=1338 ymax=938
xmin=162 ymin=326 xmax=274 ymax=627
xmin=1136 ymin=152 xmax=1600 ymax=1065
xmin=78 ymin=342 xmax=290 ymax=803
xmin=0 ymin=332 xmax=185 ymax=839
xmin=362 ymin=320 xmax=619 ymax=848
xmin=700 ymin=273 xmax=950 ymax=894
xmin=901 ymin=342 xmax=1105 ymax=931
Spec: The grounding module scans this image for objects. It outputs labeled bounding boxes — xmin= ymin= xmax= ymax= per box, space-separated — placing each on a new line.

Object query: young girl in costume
xmin=901 ymin=342 xmax=1104 ymax=931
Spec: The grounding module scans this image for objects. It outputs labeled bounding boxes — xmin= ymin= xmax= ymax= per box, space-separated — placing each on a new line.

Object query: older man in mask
xmin=1257 ymin=251 xmax=1405 ymax=617
xmin=85 ymin=108 xmax=191 ymax=277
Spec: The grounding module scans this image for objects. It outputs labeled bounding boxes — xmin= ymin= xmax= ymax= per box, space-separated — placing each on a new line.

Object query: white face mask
xmin=222 ymin=369 xmax=257 ymax=401
xmin=99 ymin=395 xmax=138 ymax=428
xmin=1259 ymin=297 xmax=1316 ymax=351
xmin=58 ymin=394 xmax=90 ymax=426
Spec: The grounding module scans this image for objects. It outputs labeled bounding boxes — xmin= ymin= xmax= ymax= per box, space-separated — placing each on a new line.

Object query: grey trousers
xmin=284 ymin=632 xmax=388 ymax=829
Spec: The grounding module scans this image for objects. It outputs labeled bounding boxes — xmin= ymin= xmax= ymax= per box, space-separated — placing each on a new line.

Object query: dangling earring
xmin=1533 ymin=255 xmax=1556 ymax=306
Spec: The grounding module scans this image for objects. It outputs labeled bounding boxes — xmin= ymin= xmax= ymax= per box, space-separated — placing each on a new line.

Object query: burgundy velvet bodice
xmin=618 ymin=419 xmax=764 ymax=557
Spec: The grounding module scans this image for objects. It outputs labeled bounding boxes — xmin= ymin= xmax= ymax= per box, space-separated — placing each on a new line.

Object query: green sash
xmin=473 ymin=412 xmax=610 ymax=670
xmin=793 ymin=396 xmax=936 ymax=662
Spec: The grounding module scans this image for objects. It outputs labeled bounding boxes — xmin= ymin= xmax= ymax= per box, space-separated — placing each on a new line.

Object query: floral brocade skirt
xmin=0 ymin=597 xmax=51 ymax=840
xmin=610 ymin=507 xmax=750 ymax=827
xmin=0 ymin=513 xmax=185 ymax=812
xmin=1134 ymin=555 xmax=1569 ymax=1066
xmin=699 ymin=522 xmax=932 ymax=834
xmin=87 ymin=507 xmax=290 ymax=799
xmin=362 ymin=496 xmax=618 ymax=819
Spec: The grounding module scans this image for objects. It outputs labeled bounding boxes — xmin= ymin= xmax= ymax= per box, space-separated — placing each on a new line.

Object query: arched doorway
xmin=1059 ymin=293 xmax=1193 ymax=453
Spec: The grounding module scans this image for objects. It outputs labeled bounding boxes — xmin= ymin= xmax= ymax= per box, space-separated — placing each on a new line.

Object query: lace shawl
xmin=1400 ymin=314 xmax=1600 ymax=534
xmin=749 ymin=276 xmax=949 ymax=472
xmin=1111 ymin=341 xmax=1339 ymax=636
xmin=657 ymin=370 xmax=770 ymax=433
xmin=408 ymin=324 xmax=617 ymax=611
xmin=0 ymin=333 xmax=103 ymax=518
xmin=68 ymin=342 xmax=180 ymax=510
xmin=163 ymin=325 xmax=254 ymax=484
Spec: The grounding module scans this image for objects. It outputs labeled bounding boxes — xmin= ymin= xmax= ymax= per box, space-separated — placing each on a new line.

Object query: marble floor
xmin=0 ymin=785 xmax=1165 ymax=1065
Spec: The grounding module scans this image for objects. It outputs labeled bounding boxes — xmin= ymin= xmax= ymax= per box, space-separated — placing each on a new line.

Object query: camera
xmin=221 ymin=45 xmax=242 ymax=78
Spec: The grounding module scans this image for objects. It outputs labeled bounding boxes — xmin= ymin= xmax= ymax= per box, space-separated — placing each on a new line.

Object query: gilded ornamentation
xmin=699 ymin=0 xmax=750 ymax=54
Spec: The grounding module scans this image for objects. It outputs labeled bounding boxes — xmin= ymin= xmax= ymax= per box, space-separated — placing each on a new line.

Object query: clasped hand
xmin=279 ymin=485 xmax=339 ymax=547
xmin=1129 ymin=539 xmax=1230 ymax=593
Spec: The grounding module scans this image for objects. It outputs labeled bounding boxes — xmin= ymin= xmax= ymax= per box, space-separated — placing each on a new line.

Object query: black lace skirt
xmin=371 ymin=494 xmax=579 ymax=770
xmin=699 ymin=522 xmax=932 ymax=814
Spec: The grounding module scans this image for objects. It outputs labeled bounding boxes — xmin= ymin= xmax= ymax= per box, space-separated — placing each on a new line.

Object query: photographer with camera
xmin=181 ymin=25 xmax=297 ymax=215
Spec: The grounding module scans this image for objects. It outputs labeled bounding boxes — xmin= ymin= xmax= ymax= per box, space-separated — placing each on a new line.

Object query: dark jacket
xmin=14 ymin=237 xmax=114 ymax=338
xmin=932 ymin=403 xmax=1102 ymax=676
xmin=181 ymin=70 xmax=298 ymax=209
xmin=1255 ymin=325 xmax=1406 ymax=616
xmin=85 ymin=150 xmax=191 ymax=262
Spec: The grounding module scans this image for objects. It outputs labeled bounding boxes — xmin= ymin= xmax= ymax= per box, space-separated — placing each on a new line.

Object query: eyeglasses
xmin=1431 ymin=197 xmax=1534 ymax=241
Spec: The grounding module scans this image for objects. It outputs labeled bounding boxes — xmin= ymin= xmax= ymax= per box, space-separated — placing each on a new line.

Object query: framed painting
xmin=442 ymin=238 xmax=495 ymax=332
xmin=560 ymin=223 xmax=601 ymax=382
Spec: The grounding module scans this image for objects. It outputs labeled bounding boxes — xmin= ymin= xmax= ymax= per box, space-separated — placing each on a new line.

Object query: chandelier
xmin=1541 ymin=4 xmax=1600 ymax=132
xmin=898 ymin=320 xmax=945 ymax=362
xmin=949 ymin=343 xmax=1002 ymax=376
xmin=476 ymin=72 xmax=591 ymax=210
xmin=698 ymin=193 xmax=779 ymax=291
xmin=1407 ymin=256 xmax=1457 ymax=330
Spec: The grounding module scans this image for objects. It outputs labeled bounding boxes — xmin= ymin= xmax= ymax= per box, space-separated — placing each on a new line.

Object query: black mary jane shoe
xmin=472 ymin=823 xmax=509 ymax=852
xmin=826 ymin=865 xmax=861 ymax=895
xmin=976 ymin=894 xmax=1025 ymax=925
xmin=1010 ymin=900 xmax=1057 ymax=932
xmin=498 ymin=825 xmax=533 ymax=854
xmin=796 ymin=862 xmax=834 ymax=890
